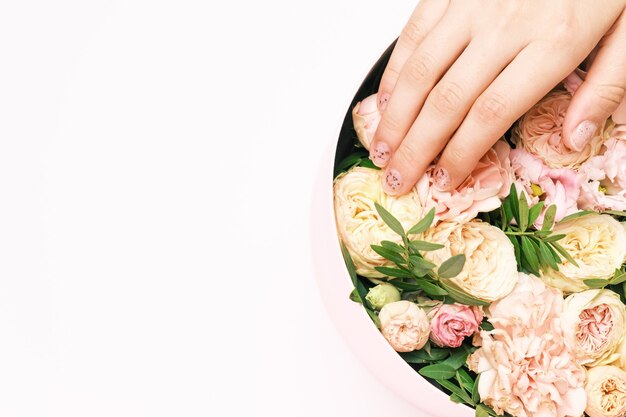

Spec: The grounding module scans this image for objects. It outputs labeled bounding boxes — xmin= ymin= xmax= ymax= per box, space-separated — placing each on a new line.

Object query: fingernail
xmin=570 ymin=120 xmax=597 ymax=151
xmin=383 ymin=169 xmax=402 ymax=195
xmin=433 ymin=167 xmax=450 ymax=191
xmin=370 ymin=142 xmax=390 ymax=167
xmin=378 ymin=92 xmax=390 ymax=112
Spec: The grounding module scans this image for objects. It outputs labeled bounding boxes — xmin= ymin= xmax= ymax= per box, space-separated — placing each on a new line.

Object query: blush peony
xmin=513 ymin=90 xmax=612 ymax=169
xmin=423 ymin=220 xmax=518 ymax=302
xmin=561 ymin=289 xmax=626 ymax=366
xmin=334 ymin=166 xmax=425 ymax=277
xmin=468 ymin=273 xmax=586 ymax=417
xmin=585 ymin=366 xmax=626 ymax=417
xmin=415 ymin=141 xmax=513 ymax=224
xmin=379 ymin=301 xmax=430 ymax=352
xmin=351 ymin=93 xmax=381 ymax=150
xmin=428 ymin=303 xmax=483 ymax=348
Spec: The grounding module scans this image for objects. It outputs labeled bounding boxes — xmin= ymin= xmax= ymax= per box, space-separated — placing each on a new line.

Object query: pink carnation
xmin=468 ymin=273 xmax=587 ymax=417
xmin=416 ymin=141 xmax=513 ymax=223
xmin=578 ymin=125 xmax=626 ymax=211
xmin=428 ymin=303 xmax=483 ymax=348
xmin=351 ymin=93 xmax=381 ymax=150
xmin=510 ymin=148 xmax=581 ymax=228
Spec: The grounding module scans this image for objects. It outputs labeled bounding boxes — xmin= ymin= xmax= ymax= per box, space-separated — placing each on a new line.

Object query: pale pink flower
xmin=579 ymin=125 xmax=626 ymax=211
xmin=415 ymin=141 xmax=513 ymax=223
xmin=510 ymin=148 xmax=581 ymax=228
xmin=585 ymin=366 xmax=626 ymax=417
xmin=513 ymin=91 xmax=609 ymax=169
xmin=562 ymin=69 xmax=585 ymax=95
xmin=428 ymin=303 xmax=483 ymax=348
xmin=351 ymin=93 xmax=381 ymax=150
xmin=379 ymin=301 xmax=430 ymax=352
xmin=468 ymin=273 xmax=587 ymax=417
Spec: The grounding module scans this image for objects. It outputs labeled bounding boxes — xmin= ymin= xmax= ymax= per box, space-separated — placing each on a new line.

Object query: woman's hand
xmin=371 ymin=0 xmax=626 ymax=195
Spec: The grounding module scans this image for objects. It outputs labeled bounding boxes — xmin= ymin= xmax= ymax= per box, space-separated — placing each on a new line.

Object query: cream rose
xmin=513 ymin=90 xmax=613 ymax=169
xmin=379 ymin=300 xmax=430 ymax=352
xmin=561 ymin=289 xmax=626 ymax=366
xmin=334 ymin=167 xmax=425 ymax=277
xmin=585 ymin=366 xmax=626 ymax=417
xmin=423 ymin=220 xmax=518 ymax=302
xmin=352 ymin=93 xmax=381 ymax=150
xmin=540 ymin=214 xmax=626 ymax=293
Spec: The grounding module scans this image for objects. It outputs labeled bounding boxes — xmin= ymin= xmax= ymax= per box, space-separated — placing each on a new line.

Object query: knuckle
xmin=405 ymin=53 xmax=434 ymax=85
xmin=430 ymin=81 xmax=464 ymax=116
xmin=473 ymin=92 xmax=508 ymax=124
xmin=400 ymin=21 xmax=425 ymax=47
xmin=379 ymin=112 xmax=403 ymax=137
xmin=593 ymin=83 xmax=626 ymax=112
xmin=396 ymin=141 xmax=421 ymax=166
xmin=443 ymin=145 xmax=467 ymax=167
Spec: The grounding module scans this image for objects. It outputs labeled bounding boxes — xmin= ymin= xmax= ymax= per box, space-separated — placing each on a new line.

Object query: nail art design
xmin=384 ymin=169 xmax=402 ymax=195
xmin=378 ymin=92 xmax=390 ymax=112
xmin=433 ymin=167 xmax=450 ymax=190
xmin=570 ymin=120 xmax=597 ymax=151
xmin=370 ymin=142 xmax=390 ymax=167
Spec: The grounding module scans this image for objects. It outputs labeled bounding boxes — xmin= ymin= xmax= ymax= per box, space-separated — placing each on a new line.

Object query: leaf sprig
xmin=370 ymin=203 xmax=488 ymax=306
xmin=500 ymin=184 xmax=575 ymax=276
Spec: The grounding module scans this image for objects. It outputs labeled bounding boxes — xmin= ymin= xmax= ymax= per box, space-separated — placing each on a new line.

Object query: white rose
xmin=334 ymin=167 xmax=424 ymax=277
xmin=585 ymin=366 xmax=626 ymax=417
xmin=541 ymin=214 xmax=626 ymax=293
xmin=423 ymin=220 xmax=518 ymax=302
xmin=379 ymin=300 xmax=430 ymax=352
xmin=562 ymin=289 xmax=626 ymax=366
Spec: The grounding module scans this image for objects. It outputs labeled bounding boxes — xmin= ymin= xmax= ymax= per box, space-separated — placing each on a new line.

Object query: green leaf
xmin=400 ymin=348 xmax=449 ymax=364
xmin=605 ymin=210 xmax=626 ymax=217
xmin=538 ymin=240 xmax=559 ymax=270
xmin=358 ymin=158 xmax=379 ymax=169
xmin=438 ymin=254 xmax=466 ymax=279
xmin=508 ymin=235 xmax=521 ymax=266
xmin=449 ymin=394 xmax=464 ymax=404
xmin=374 ymin=202 xmax=405 ymax=237
xmin=418 ymin=363 xmax=457 ymax=380
xmin=583 ymin=279 xmax=609 ymax=289
xmin=480 ymin=320 xmax=494 ymax=331
xmin=509 ymin=183 xmax=520 ymax=226
xmin=471 ymin=374 xmax=481 ymax=403
xmin=438 ymin=379 xmax=474 ymax=406
xmin=336 ymin=151 xmax=368 ymax=172
xmin=387 ymin=280 xmax=421 ymax=291
xmin=502 ymin=196 xmax=513 ymax=227
xmin=456 ymin=368 xmax=475 ymax=393
xmin=409 ymin=240 xmax=445 ymax=252
xmin=349 ymin=288 xmax=362 ymax=303
xmin=476 ymin=404 xmax=492 ymax=417
xmin=366 ymin=308 xmax=380 ymax=328
xmin=340 ymin=241 xmax=358 ymax=287
xmin=551 ymin=241 xmax=579 ymax=267
xmin=442 ymin=347 xmax=469 ymax=370
xmin=518 ymin=192 xmax=529 ymax=231
xmin=374 ymin=266 xmax=414 ymax=279
xmin=528 ymin=201 xmax=545 ymax=227
xmin=543 ymin=233 xmax=566 ymax=242
xmin=610 ymin=270 xmax=626 ymax=285
xmin=541 ymin=205 xmax=557 ymax=231
xmin=410 ymin=255 xmax=437 ymax=276
xmin=560 ymin=209 xmax=597 ymax=223
xmin=440 ymin=281 xmax=489 ymax=306
xmin=371 ymin=245 xmax=406 ymax=265
xmin=521 ymin=237 xmax=539 ymax=274
xmin=380 ymin=240 xmax=405 ymax=254
xmin=408 ymin=208 xmax=436 ymax=235
xmin=416 ymin=280 xmax=449 ymax=296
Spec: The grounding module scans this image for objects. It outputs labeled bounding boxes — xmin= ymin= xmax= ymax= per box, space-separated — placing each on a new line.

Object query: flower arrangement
xmin=335 ymin=76 xmax=626 ymax=417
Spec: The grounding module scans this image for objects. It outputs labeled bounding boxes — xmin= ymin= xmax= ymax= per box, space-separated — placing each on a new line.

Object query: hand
xmin=370 ymin=0 xmax=626 ymax=196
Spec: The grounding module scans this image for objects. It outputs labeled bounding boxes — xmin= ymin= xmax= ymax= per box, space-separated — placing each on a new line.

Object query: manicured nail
xmin=433 ymin=167 xmax=450 ymax=191
xmin=378 ymin=92 xmax=390 ymax=112
xmin=383 ymin=169 xmax=402 ymax=195
xmin=370 ymin=142 xmax=390 ymax=167
xmin=570 ymin=120 xmax=597 ymax=151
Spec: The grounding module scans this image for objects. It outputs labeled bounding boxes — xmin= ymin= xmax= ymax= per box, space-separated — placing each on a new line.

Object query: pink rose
xmin=513 ymin=90 xmax=610 ymax=169
xmin=428 ymin=303 xmax=483 ymax=348
xmin=510 ymin=148 xmax=581 ymax=228
xmin=468 ymin=273 xmax=587 ymax=417
xmin=416 ymin=141 xmax=513 ymax=223
xmin=579 ymin=125 xmax=626 ymax=211
xmin=562 ymin=69 xmax=585 ymax=95
xmin=351 ymin=93 xmax=381 ymax=150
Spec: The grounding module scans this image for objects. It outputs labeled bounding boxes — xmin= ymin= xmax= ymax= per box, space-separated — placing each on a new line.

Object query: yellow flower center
xmin=531 ymin=183 xmax=543 ymax=197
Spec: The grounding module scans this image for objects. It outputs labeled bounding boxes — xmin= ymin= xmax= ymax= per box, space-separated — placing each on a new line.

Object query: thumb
xmin=562 ymin=14 xmax=626 ymax=151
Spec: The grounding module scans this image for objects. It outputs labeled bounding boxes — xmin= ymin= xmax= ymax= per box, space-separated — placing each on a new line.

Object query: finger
xmin=370 ymin=10 xmax=470 ymax=169
xmin=562 ymin=13 xmax=626 ymax=150
xmin=377 ymin=0 xmax=450 ymax=111
xmin=435 ymin=42 xmax=583 ymax=191
xmin=380 ymin=35 xmax=521 ymax=196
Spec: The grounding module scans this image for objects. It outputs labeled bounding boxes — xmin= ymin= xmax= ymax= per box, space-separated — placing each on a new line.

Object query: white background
xmin=0 ymin=1 xmax=430 ymax=416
